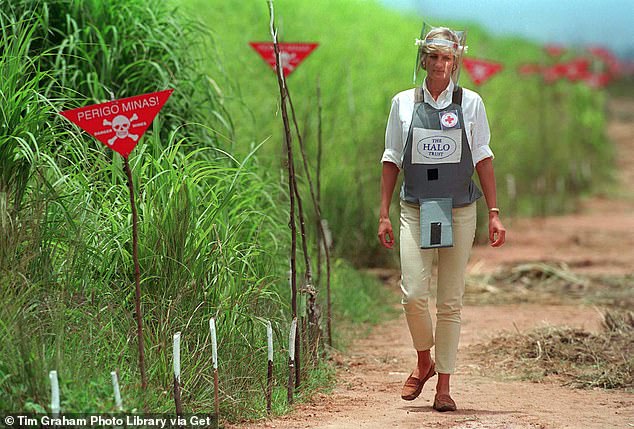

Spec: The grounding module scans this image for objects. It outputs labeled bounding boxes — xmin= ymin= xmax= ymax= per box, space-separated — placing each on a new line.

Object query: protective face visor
xmin=413 ymin=24 xmax=468 ymax=89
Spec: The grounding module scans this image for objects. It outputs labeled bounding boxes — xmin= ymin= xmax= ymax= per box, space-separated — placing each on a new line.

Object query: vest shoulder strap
xmin=452 ymin=86 xmax=463 ymax=106
xmin=414 ymin=86 xmax=424 ymax=103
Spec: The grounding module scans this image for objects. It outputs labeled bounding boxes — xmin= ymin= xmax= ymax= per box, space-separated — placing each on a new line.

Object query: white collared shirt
xmin=381 ymin=79 xmax=494 ymax=168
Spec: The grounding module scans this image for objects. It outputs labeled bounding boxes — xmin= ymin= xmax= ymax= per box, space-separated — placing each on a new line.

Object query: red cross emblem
xmin=440 ymin=111 xmax=459 ymax=128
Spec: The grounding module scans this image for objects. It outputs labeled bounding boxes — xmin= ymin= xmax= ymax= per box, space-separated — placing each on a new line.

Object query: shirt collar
xmin=422 ymin=79 xmax=454 ymax=109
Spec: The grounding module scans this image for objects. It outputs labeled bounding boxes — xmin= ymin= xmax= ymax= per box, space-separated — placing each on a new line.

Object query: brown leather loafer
xmin=433 ymin=393 xmax=457 ymax=412
xmin=400 ymin=362 xmax=436 ymax=401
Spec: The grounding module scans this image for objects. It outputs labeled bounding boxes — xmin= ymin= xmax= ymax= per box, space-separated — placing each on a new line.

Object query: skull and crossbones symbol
xmin=280 ymin=51 xmax=297 ymax=73
xmin=103 ymin=114 xmax=139 ymax=146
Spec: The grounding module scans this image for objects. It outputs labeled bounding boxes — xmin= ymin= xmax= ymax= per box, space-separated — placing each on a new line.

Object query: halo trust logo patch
xmin=417 ymin=135 xmax=458 ymax=160
xmin=412 ymin=128 xmax=462 ymax=164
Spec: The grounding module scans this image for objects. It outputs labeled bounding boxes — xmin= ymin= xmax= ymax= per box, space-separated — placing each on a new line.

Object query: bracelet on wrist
xmin=488 ymin=207 xmax=500 ymax=214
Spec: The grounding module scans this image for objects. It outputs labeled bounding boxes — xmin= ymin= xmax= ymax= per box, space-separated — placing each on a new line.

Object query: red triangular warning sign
xmin=249 ymin=42 xmax=318 ymax=77
xmin=462 ymin=58 xmax=503 ymax=86
xmin=542 ymin=63 xmax=569 ymax=83
xmin=562 ymin=57 xmax=591 ymax=82
xmin=517 ymin=63 xmax=542 ymax=76
xmin=60 ymin=89 xmax=173 ymax=158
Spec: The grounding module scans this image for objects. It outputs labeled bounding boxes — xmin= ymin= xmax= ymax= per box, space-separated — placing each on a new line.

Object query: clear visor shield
xmin=413 ymin=26 xmax=468 ymax=89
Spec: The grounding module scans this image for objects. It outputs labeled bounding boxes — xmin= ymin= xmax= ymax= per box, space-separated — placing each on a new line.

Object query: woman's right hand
xmin=378 ymin=217 xmax=395 ymax=249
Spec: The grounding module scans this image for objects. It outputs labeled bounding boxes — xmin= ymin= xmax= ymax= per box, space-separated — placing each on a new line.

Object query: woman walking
xmin=378 ymin=26 xmax=506 ymax=412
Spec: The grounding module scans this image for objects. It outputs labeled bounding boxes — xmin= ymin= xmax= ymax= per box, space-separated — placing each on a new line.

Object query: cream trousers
xmin=399 ymin=200 xmax=477 ymax=374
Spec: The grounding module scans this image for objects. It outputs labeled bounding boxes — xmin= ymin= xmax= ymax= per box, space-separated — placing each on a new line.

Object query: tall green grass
xmin=182 ymin=0 xmax=615 ymax=265
xmin=6 ymin=0 xmax=234 ymax=150
xmin=0 ymin=0 xmax=396 ymax=418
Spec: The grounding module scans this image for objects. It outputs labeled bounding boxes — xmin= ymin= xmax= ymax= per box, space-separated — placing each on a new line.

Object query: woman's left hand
xmin=489 ymin=214 xmax=506 ymax=247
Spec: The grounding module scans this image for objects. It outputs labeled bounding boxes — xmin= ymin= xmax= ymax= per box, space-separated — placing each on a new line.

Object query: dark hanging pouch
xmin=419 ymin=198 xmax=453 ymax=249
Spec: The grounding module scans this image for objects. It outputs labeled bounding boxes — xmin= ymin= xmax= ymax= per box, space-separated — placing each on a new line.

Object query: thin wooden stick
xmin=290 ymin=175 xmax=310 ymax=387
xmin=123 ymin=157 xmax=147 ymax=391
xmin=316 ymin=78 xmax=323 ymax=287
xmin=287 ymin=80 xmax=332 ymax=348
xmin=268 ymin=0 xmax=300 ymax=386
xmin=313 ymin=79 xmax=325 ymax=358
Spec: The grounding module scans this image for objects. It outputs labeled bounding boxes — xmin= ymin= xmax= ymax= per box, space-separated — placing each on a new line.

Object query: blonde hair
xmin=420 ymin=27 xmax=460 ymax=70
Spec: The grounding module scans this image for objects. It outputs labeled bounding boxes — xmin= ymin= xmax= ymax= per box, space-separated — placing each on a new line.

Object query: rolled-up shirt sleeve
xmin=381 ymin=97 xmax=404 ymax=169
xmin=469 ymin=96 xmax=494 ymax=166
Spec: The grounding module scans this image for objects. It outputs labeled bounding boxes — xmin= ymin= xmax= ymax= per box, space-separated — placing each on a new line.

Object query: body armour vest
xmin=401 ymin=86 xmax=483 ymax=207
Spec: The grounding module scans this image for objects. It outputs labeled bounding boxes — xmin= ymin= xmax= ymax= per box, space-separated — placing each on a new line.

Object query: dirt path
xmin=230 ymin=302 xmax=628 ymax=429
xmin=228 ymin=99 xmax=634 ymax=428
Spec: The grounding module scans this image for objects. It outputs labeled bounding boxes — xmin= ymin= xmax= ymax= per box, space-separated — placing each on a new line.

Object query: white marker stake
xmin=289 ymin=318 xmax=297 ymax=361
xmin=111 ymin=371 xmax=123 ymax=411
xmin=49 ymin=370 xmax=60 ymax=416
xmin=287 ymin=318 xmax=297 ymax=404
xmin=209 ymin=318 xmax=218 ymax=370
xmin=173 ymin=332 xmax=183 ymax=415
xmin=209 ymin=318 xmax=219 ymax=422
xmin=173 ymin=332 xmax=181 ymax=382
xmin=267 ymin=321 xmax=273 ymax=363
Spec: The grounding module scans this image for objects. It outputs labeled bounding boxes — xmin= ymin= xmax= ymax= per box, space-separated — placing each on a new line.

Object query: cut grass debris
xmin=466 ymin=262 xmax=634 ymax=308
xmin=470 ymin=309 xmax=633 ymax=391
